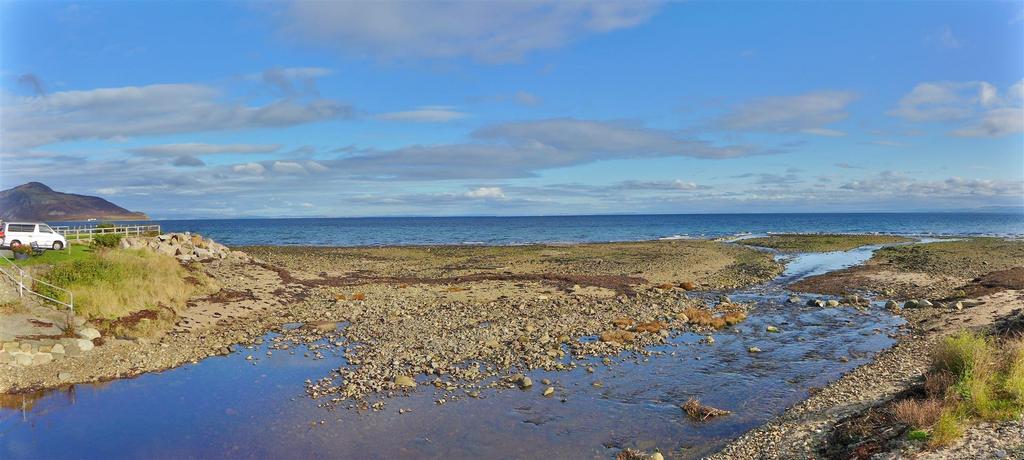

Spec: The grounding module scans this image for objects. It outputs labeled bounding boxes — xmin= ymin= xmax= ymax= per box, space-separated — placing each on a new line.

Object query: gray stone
xmin=13 ymin=353 xmax=32 ymax=366
xmin=32 ymin=352 xmax=53 ymax=365
xmin=1 ymin=342 xmax=18 ymax=353
xmin=919 ymin=299 xmax=934 ymax=307
xmin=748 ymin=346 xmax=762 ymax=353
xmin=885 ymin=300 xmax=900 ymax=310
xmin=0 ymin=351 xmax=10 ymax=364
xmin=826 ymin=299 xmax=840 ymax=307
xmin=58 ymin=371 xmax=72 ymax=381
xmin=904 ymin=300 xmax=920 ymax=309
xmin=50 ymin=343 xmax=65 ymax=355
xmin=787 ymin=296 xmax=801 ymax=304
xmin=807 ymin=299 xmax=826 ymax=307
xmin=72 ymin=316 xmax=87 ymax=327
xmin=78 ymin=327 xmax=101 ymax=340
xmin=69 ymin=338 xmax=94 ymax=352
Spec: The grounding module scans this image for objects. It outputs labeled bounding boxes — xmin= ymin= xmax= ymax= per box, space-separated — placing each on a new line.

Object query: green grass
xmin=911 ymin=331 xmax=1024 ymax=447
xmin=740 ymin=234 xmax=912 ymax=253
xmin=10 ymin=243 xmax=95 ymax=267
xmin=22 ymin=246 xmax=217 ymax=337
xmin=929 ymin=408 xmax=964 ymax=447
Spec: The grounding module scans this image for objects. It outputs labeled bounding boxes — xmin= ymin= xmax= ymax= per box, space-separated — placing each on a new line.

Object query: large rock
xmin=62 ymin=338 xmax=94 ymax=354
xmin=78 ymin=327 xmax=101 ymax=340
xmin=32 ymin=352 xmax=53 ymax=365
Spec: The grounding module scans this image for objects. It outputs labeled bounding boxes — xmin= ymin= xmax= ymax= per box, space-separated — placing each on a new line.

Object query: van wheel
xmin=53 ymin=241 xmax=64 ymax=250
xmin=8 ymin=240 xmax=21 ymax=248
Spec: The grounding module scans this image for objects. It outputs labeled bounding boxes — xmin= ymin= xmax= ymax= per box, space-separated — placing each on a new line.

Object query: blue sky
xmin=1 ymin=1 xmax=1022 ymax=218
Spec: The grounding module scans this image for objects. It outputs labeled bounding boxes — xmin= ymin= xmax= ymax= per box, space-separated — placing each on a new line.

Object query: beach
xmin=1 ymin=233 xmax=1023 ymax=459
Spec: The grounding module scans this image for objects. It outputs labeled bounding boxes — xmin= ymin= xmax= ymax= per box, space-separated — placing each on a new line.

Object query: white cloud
xmin=713 ymin=91 xmax=857 ymax=135
xmin=840 ymin=171 xmax=1023 ymax=198
xmin=925 ymin=26 xmax=962 ymax=49
xmin=515 ymin=91 xmax=542 ymax=106
xmin=272 ymin=161 xmax=307 ymax=174
xmin=128 ymin=143 xmax=282 ymax=156
xmin=335 ymin=118 xmax=774 ymax=180
xmin=279 ymin=1 xmax=660 ymax=63
xmin=232 ymin=162 xmax=266 ymax=175
xmin=950 ymin=107 xmax=1024 ymax=137
xmin=889 ymin=80 xmax=1024 ymax=137
xmin=465 ymin=187 xmax=506 ymax=199
xmin=1 ymin=78 xmax=351 ymax=149
xmin=304 ymin=161 xmax=329 ymax=173
xmin=376 ymin=106 xmax=468 ymax=123
xmin=616 ymin=179 xmax=703 ymax=191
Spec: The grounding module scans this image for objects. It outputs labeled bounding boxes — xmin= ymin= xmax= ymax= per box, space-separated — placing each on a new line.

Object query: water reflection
xmin=0 ymin=248 xmax=907 ymax=459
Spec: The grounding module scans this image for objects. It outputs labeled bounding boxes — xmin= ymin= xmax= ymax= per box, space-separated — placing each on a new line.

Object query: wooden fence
xmin=52 ymin=224 xmax=162 ymax=241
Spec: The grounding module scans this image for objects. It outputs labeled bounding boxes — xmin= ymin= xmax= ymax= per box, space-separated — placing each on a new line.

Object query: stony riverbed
xmin=1 ymin=241 xmax=910 ymax=459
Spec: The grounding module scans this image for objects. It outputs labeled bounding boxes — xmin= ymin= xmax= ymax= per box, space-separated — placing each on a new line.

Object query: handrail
xmin=0 ymin=253 xmax=74 ymax=315
xmin=53 ymin=224 xmax=161 ymax=240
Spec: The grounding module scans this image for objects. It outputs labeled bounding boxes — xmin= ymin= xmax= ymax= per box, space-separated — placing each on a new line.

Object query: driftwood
xmin=682 ymin=397 xmax=731 ymax=420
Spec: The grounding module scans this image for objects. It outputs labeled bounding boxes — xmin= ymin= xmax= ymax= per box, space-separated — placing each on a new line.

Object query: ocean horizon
xmin=53 ymin=212 xmax=1024 ymax=247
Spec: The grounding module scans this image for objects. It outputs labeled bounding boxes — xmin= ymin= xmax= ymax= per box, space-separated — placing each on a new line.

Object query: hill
xmin=0 ymin=182 xmax=149 ymax=221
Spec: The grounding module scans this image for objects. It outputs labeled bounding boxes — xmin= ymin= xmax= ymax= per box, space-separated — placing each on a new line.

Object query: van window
xmin=40 ymin=225 xmax=54 ymax=233
xmin=8 ymin=224 xmax=36 ymax=233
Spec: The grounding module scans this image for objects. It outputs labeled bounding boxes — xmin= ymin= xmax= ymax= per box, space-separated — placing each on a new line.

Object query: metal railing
xmin=0 ymin=253 xmax=74 ymax=315
xmin=52 ymin=224 xmax=161 ymax=241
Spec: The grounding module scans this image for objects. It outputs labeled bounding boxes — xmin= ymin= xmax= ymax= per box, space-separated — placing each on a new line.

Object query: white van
xmin=0 ymin=222 xmax=68 ymax=250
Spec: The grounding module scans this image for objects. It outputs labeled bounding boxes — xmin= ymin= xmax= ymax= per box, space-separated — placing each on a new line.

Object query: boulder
xmin=807 ymin=299 xmax=826 ymax=308
xmin=394 ymin=375 xmax=417 ymax=388
xmin=32 ymin=352 xmax=53 ymax=365
xmin=600 ymin=330 xmax=636 ymax=345
xmin=826 ymin=299 xmax=840 ymax=307
xmin=78 ymin=327 xmax=101 ymax=340
xmin=307 ymin=321 xmax=337 ymax=332
xmin=13 ymin=353 xmax=32 ymax=366
xmin=635 ymin=321 xmax=667 ymax=333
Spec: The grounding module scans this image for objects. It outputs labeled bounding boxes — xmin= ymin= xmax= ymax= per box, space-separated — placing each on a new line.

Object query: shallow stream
xmin=0 ymin=245 xmax=908 ymax=459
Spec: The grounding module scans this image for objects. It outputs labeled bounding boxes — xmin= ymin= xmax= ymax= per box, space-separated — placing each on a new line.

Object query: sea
xmin=60 ymin=212 xmax=1024 ymax=246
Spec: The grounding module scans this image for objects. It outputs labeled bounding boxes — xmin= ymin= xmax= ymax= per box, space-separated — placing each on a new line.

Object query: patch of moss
xmin=740 ymin=234 xmax=912 ymax=253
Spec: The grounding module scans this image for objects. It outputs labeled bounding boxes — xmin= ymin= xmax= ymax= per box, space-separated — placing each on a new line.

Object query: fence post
xmin=18 ymin=271 xmax=24 ymax=297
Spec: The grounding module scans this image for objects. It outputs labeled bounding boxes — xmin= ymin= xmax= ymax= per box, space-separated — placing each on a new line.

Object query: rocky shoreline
xmin=711 ymin=237 xmax=1024 ymax=459
xmin=0 ymin=239 xmax=783 ymax=398
xmin=2 ymin=236 xmax=1021 ymax=460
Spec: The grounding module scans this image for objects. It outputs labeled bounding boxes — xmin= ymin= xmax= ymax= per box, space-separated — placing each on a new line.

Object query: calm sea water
xmin=67 ymin=212 xmax=1024 ymax=246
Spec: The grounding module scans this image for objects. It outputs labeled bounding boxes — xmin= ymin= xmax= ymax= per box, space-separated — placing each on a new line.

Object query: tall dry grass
xmin=40 ymin=248 xmax=215 ymax=321
xmin=914 ymin=332 xmax=1024 ymax=447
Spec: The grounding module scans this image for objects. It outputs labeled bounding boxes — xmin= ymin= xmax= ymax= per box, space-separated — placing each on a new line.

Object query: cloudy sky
xmin=1 ymin=1 xmax=1022 ymax=218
